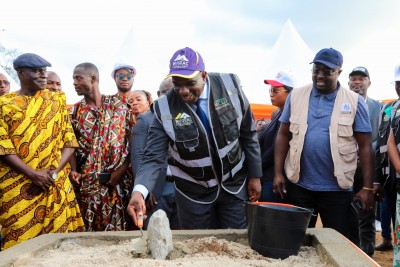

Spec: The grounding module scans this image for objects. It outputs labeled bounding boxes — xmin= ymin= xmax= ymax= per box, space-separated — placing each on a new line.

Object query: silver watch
xmin=51 ymin=172 xmax=58 ymax=180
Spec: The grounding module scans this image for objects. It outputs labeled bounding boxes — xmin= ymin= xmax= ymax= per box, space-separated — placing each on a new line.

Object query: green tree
xmin=0 ymin=47 xmax=21 ymax=85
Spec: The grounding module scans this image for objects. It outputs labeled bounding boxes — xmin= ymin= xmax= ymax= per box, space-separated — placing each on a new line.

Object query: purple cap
xmin=310 ymin=48 xmax=343 ymax=69
xmin=165 ymin=47 xmax=205 ymax=79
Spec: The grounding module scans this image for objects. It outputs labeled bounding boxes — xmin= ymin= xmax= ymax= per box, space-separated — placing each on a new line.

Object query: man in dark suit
xmin=348 ymin=66 xmax=383 ymax=257
xmin=130 ymin=77 xmax=180 ymax=229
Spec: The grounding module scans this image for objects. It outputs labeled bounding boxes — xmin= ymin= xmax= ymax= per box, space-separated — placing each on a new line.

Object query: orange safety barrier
xmin=250 ymin=103 xmax=277 ymax=120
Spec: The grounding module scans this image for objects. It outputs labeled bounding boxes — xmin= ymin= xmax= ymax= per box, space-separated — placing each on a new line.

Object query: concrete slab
xmin=0 ymin=228 xmax=380 ymax=267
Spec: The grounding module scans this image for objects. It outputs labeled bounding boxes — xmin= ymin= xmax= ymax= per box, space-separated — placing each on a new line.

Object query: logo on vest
xmin=383 ymin=114 xmax=390 ymax=121
xmin=340 ymin=103 xmax=352 ymax=114
xmin=172 ymin=55 xmax=189 ymax=69
xmin=175 ymin=112 xmax=193 ymax=126
xmin=214 ymin=98 xmax=229 ymax=110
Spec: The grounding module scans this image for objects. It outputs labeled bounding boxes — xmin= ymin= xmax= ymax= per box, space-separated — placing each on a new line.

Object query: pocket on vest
xmin=338 ymin=117 xmax=354 ymax=137
xmin=218 ymin=108 xmax=239 ymax=143
xmin=226 ymin=142 xmax=242 ymax=165
xmin=338 ymin=142 xmax=357 ymax=172
xmin=175 ymin=129 xmax=200 ymax=153
xmin=288 ymin=122 xmax=300 ymax=147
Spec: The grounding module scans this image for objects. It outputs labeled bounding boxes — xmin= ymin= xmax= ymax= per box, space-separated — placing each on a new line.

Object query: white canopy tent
xmin=246 ymin=19 xmax=315 ymax=104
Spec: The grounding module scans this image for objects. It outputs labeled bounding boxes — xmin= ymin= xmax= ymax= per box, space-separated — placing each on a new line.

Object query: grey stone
xmin=147 ymin=209 xmax=173 ymax=260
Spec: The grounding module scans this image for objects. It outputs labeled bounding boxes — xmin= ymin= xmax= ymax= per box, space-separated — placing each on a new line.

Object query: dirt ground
xmin=374 ymin=234 xmax=392 ymax=267
xmin=316 ymin=216 xmax=392 ymax=267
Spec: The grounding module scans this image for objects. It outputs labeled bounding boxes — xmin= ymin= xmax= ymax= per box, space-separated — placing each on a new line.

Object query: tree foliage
xmin=0 ymin=48 xmax=21 ymax=84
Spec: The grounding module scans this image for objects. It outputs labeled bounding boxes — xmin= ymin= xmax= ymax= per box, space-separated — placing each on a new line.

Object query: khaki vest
xmin=285 ymin=84 xmax=359 ymax=189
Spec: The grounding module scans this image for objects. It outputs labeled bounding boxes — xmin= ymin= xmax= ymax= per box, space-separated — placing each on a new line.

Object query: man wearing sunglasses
xmin=273 ymin=48 xmax=374 ymax=238
xmin=112 ymin=64 xmax=136 ymax=99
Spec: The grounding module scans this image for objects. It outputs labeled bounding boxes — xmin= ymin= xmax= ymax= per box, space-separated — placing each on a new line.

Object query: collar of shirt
xmin=312 ymin=83 xmax=340 ymax=100
xmin=193 ymin=80 xmax=209 ymax=113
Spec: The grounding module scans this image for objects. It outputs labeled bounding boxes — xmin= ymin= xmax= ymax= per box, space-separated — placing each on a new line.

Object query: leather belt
xmin=166 ymin=175 xmax=175 ymax=182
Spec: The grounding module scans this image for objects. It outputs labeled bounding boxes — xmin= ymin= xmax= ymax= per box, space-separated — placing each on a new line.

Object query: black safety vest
xmin=153 ymin=73 xmax=248 ymax=203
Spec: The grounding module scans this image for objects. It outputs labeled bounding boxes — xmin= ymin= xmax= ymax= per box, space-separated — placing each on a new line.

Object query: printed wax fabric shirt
xmin=0 ymin=90 xmax=84 ymax=250
xmin=69 ymin=94 xmax=133 ymax=231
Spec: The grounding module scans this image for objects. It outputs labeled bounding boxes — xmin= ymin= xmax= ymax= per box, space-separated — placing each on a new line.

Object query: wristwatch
xmin=51 ymin=172 xmax=58 ymax=180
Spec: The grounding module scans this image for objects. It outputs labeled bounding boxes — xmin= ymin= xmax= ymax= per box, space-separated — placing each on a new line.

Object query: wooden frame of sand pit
xmin=0 ymin=228 xmax=380 ymax=267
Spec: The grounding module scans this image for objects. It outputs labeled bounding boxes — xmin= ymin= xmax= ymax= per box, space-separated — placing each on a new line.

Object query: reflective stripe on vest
xmin=156 ymin=73 xmax=245 ymax=187
xmin=169 ymin=165 xmax=219 ymax=188
xmin=220 ymin=73 xmax=243 ymax=126
xmin=157 ymin=95 xmax=176 ymax=140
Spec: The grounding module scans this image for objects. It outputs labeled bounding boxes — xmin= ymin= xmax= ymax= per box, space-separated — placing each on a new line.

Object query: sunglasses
xmin=117 ymin=73 xmax=132 ymax=80
xmin=311 ymin=68 xmax=340 ymax=76
xmin=269 ymin=88 xmax=288 ymax=96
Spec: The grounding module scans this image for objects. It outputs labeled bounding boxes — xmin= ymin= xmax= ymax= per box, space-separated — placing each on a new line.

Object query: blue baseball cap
xmin=13 ymin=53 xmax=51 ymax=70
xmin=310 ymin=48 xmax=343 ymax=69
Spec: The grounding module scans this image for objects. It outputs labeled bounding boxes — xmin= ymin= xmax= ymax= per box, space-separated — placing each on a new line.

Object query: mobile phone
xmin=351 ymin=199 xmax=363 ymax=215
xmin=99 ymin=172 xmax=111 ymax=185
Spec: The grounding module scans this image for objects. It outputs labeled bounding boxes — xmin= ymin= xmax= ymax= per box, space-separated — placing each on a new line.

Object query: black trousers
xmin=175 ymin=188 xmax=247 ymax=229
xmin=348 ymin=167 xmax=376 ymax=256
xmin=286 ymin=182 xmax=353 ymax=237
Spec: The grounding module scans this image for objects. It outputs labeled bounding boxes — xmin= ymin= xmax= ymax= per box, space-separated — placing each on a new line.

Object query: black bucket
xmin=247 ymin=202 xmax=312 ymax=259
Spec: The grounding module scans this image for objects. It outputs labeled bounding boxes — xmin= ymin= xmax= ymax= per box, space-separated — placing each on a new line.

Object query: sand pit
xmin=10 ymin=236 xmax=323 ymax=267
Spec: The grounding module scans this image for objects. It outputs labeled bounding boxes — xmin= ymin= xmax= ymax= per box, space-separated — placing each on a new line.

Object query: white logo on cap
xmin=353 ymin=67 xmax=366 ymax=72
xmin=174 ymin=55 xmax=189 ymax=62
xmin=173 ymin=55 xmax=189 ymax=69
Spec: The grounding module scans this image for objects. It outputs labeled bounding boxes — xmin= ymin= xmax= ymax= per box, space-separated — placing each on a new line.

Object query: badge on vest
xmin=340 ymin=103 xmax=352 ymax=114
xmin=383 ymin=114 xmax=390 ymax=122
xmin=214 ymin=98 xmax=229 ymax=110
xmin=175 ymin=112 xmax=193 ymax=126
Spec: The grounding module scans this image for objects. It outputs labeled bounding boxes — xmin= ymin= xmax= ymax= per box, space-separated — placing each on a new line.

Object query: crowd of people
xmin=0 ymin=47 xmax=400 ymax=265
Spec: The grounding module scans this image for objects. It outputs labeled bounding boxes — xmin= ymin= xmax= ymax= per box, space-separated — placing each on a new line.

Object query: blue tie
xmin=196 ymin=99 xmax=211 ymax=137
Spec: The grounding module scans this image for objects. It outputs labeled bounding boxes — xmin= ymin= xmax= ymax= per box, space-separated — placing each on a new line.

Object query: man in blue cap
xmin=273 ymin=48 xmax=374 ymax=237
xmin=127 ymin=47 xmax=262 ymax=229
xmin=0 ymin=53 xmax=84 ymax=250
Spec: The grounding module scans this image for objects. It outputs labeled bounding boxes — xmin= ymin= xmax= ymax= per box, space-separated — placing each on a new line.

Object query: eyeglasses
xmin=312 ymin=68 xmax=340 ymax=76
xmin=117 ymin=73 xmax=132 ymax=80
xmin=0 ymin=80 xmax=10 ymax=86
xmin=269 ymin=88 xmax=288 ymax=96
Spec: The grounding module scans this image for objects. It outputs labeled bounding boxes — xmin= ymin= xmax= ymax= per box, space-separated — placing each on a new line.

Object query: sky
xmin=1 ymin=0 xmax=400 ymax=104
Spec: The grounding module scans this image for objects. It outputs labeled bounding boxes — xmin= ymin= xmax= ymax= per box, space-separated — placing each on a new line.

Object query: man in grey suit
xmin=130 ymin=78 xmax=180 ymax=229
xmin=348 ymin=66 xmax=382 ymax=256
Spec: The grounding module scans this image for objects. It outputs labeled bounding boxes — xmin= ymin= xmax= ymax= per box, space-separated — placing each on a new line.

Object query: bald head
xmin=0 ymin=73 xmax=11 ymax=96
xmin=158 ymin=77 xmax=173 ymax=97
xmin=46 ymin=71 xmax=62 ymax=92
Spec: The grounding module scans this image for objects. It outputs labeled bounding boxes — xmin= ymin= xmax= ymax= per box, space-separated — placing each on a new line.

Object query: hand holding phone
xmin=99 ymin=172 xmax=111 ymax=185
xmin=351 ymin=199 xmax=363 ymax=215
